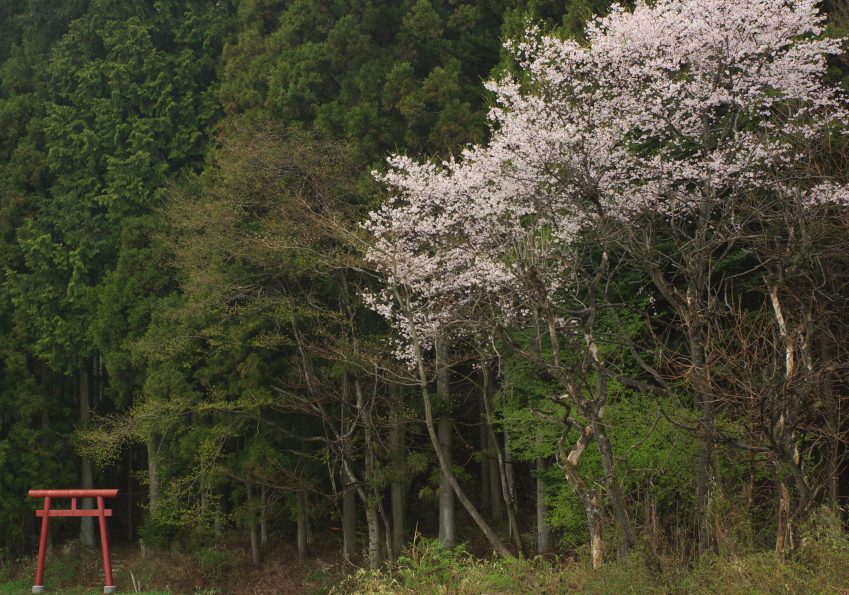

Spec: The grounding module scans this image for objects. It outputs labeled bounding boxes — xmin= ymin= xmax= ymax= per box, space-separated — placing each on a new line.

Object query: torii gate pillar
xmin=29 ymin=489 xmax=120 ymax=594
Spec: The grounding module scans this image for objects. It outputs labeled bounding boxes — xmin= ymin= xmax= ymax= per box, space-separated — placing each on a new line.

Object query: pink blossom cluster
xmin=365 ymin=0 xmax=849 ymax=353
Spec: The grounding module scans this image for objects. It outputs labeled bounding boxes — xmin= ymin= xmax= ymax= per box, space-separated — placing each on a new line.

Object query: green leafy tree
xmin=3 ymin=0 xmax=231 ymax=547
xmin=0 ymin=0 xmax=88 ymax=557
xmin=105 ymin=120 xmax=374 ymax=559
xmin=218 ymin=0 xmax=524 ymax=158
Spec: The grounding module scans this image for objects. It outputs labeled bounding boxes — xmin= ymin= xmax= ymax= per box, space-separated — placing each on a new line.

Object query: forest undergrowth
xmin=337 ymin=512 xmax=849 ymax=595
xmin=2 ymin=509 xmax=849 ymax=595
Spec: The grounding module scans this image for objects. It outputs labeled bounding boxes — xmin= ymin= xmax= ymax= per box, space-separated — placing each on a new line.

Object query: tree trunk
xmin=391 ymin=467 xmax=406 ymax=559
xmin=297 ymin=491 xmax=308 ymax=564
xmin=586 ymin=331 xmax=639 ymax=554
xmin=365 ymin=503 xmax=382 ymax=569
xmin=436 ymin=339 xmax=456 ymax=549
xmin=504 ymin=428 xmax=516 ymax=526
xmin=127 ymin=447 xmax=134 ymax=540
xmin=536 ymin=453 xmax=553 ymax=555
xmin=147 ymin=439 xmax=160 ymax=515
xmin=247 ymin=483 xmax=262 ymax=568
xmin=489 ymin=428 xmax=503 ymax=520
xmin=558 ymin=415 xmax=604 ymax=568
xmin=353 ymin=377 xmax=383 ymax=569
xmin=79 ymin=364 xmax=95 ymax=548
xmin=396 ymin=287 xmax=513 ymax=558
xmin=390 ymin=388 xmax=406 ymax=559
xmin=483 ymin=364 xmax=502 ymax=520
xmin=565 ymin=460 xmax=604 ymax=569
xmin=340 ymin=374 xmax=357 ymax=562
xmin=482 ymin=360 xmax=526 ymax=556
xmin=42 ymin=370 xmax=54 ymax=554
xmin=828 ymin=433 xmax=840 ymax=513
xmin=589 ymin=502 xmax=603 ymax=570
xmin=342 ymin=468 xmax=357 ymax=562
xmin=380 ymin=501 xmax=395 ymax=565
xmin=595 ymin=423 xmax=639 ymax=551
xmin=343 ymin=457 xmax=384 ymax=569
xmin=689 ymin=327 xmax=715 ymax=557
xmin=775 ymin=481 xmax=790 ymax=554
xmin=260 ymin=486 xmax=268 ymax=544
xmin=40 ymin=367 xmax=50 ymax=452
xmin=214 ymin=485 xmax=225 ymax=536
xmin=821 ymin=335 xmax=840 ymax=511
xmin=480 ymin=396 xmax=492 ymax=512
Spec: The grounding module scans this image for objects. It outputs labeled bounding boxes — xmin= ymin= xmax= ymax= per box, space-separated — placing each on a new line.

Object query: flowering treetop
xmin=365 ymin=0 xmax=849 ymax=357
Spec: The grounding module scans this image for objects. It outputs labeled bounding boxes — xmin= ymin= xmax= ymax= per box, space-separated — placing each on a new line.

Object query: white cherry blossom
xmin=365 ymin=0 xmax=848 ymax=351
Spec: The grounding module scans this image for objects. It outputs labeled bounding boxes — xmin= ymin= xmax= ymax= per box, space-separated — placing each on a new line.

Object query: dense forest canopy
xmin=1 ymin=0 xmax=849 ymax=578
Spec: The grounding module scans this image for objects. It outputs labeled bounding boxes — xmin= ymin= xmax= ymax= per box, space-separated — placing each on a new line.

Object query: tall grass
xmin=334 ymin=509 xmax=849 ymax=595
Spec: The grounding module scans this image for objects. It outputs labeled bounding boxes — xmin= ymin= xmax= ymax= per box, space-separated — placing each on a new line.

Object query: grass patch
xmin=332 ymin=526 xmax=849 ymax=595
xmin=0 ymin=584 xmax=169 ymax=595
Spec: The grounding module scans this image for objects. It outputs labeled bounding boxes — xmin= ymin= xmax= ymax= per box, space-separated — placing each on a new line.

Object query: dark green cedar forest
xmin=0 ymin=0 xmax=848 ymax=586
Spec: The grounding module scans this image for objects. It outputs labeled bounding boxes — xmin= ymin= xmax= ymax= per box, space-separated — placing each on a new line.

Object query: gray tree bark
xmin=481 ymin=361 xmax=525 ymax=556
xmin=479 ymin=396 xmax=491 ymax=512
xmin=297 ymin=491 xmax=308 ymax=563
xmin=127 ymin=447 xmax=134 ymax=540
xmin=40 ymin=366 xmax=50 ymax=452
xmin=342 ymin=457 xmax=383 ymax=569
xmin=823 ymin=338 xmax=841 ymax=512
xmin=488 ymin=429 xmax=502 ymax=520
xmin=79 ymin=363 xmax=95 ymax=548
xmin=436 ymin=339 xmax=456 ymax=549
xmin=147 ymin=439 xmax=160 ymax=515
xmin=504 ymin=428 xmax=516 ymax=527
xmin=260 ymin=486 xmax=268 ymax=544
xmin=364 ymin=504 xmax=381 ymax=568
xmin=393 ymin=285 xmax=513 ymax=558
xmin=342 ymin=467 xmax=357 ymax=562
xmin=390 ymin=386 xmax=406 ymax=559
xmin=247 ymin=482 xmax=262 ymax=568
xmin=355 ymin=378 xmax=383 ymax=569
xmin=536 ymin=453 xmax=553 ymax=554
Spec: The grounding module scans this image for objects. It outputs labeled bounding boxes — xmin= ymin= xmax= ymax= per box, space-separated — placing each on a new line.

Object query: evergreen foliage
xmin=0 ymin=0 xmax=846 ymax=586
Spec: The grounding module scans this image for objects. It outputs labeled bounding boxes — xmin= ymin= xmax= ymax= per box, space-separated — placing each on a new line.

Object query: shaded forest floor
xmin=2 ymin=532 xmax=849 ymax=595
xmin=0 ymin=538 xmax=349 ymax=595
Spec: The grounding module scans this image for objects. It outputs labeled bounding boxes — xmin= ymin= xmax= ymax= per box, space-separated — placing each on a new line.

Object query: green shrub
xmin=396 ymin=537 xmax=477 ymax=590
xmin=193 ymin=545 xmax=246 ymax=584
xmin=138 ymin=517 xmax=177 ymax=549
xmin=797 ymin=507 xmax=849 ymax=589
xmin=331 ymin=526 xmax=849 ymax=595
xmin=682 ymin=553 xmax=816 ymax=595
xmin=578 ymin=557 xmax=667 ymax=595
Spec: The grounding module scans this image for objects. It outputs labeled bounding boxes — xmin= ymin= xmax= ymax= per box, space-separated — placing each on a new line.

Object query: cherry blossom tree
xmin=366 ymin=0 xmax=849 ymax=563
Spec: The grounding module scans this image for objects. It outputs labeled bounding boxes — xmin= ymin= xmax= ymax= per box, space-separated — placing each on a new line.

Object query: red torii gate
xmin=29 ymin=489 xmax=120 ymax=594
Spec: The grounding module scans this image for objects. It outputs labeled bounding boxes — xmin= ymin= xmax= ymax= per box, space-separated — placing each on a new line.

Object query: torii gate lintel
xmin=28 ymin=489 xmax=120 ymax=595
